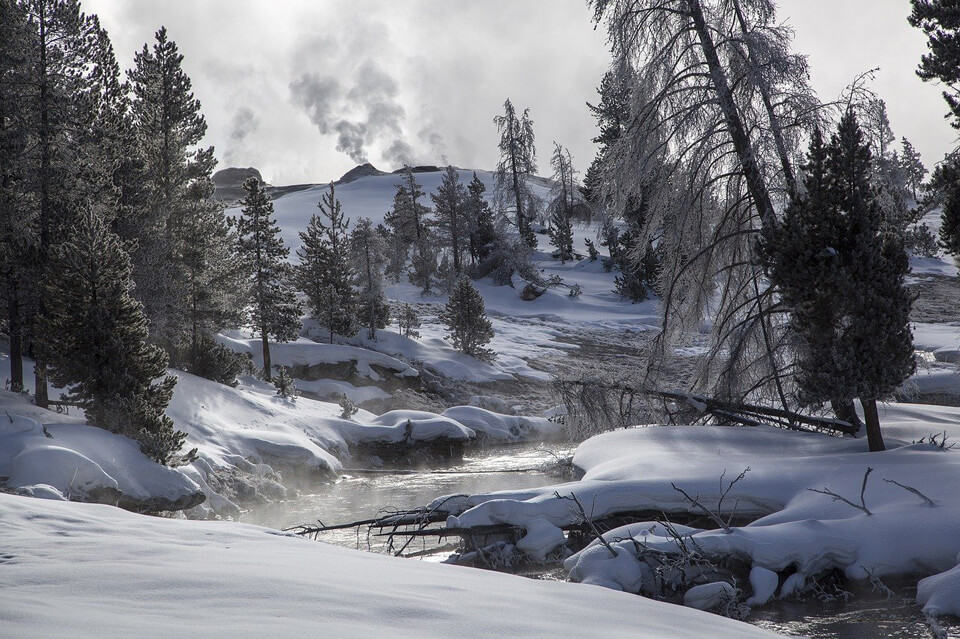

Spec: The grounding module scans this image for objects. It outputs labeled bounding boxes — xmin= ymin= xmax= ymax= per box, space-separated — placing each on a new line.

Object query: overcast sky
xmin=84 ymin=0 xmax=956 ymax=186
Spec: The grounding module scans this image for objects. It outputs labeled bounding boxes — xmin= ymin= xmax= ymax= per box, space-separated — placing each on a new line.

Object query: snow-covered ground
xmin=427 ymin=402 xmax=960 ymax=620
xmin=0 ymin=492 xmax=782 ymax=639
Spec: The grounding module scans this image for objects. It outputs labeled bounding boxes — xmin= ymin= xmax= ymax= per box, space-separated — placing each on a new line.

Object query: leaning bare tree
xmin=589 ymin=0 xmax=821 ymax=411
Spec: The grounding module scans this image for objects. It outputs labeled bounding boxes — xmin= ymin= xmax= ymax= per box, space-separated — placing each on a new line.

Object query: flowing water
xmin=242 ymin=442 xmax=957 ymax=638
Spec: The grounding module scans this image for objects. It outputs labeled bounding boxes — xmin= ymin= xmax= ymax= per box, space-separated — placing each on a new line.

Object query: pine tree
xmin=397 ymin=303 xmax=420 ymax=339
xmin=431 ymin=166 xmax=469 ymax=274
xmin=409 ymin=234 xmax=438 ymax=295
xmin=465 ymin=172 xmax=496 ymax=263
xmin=910 ymin=0 xmax=960 ymax=128
xmin=350 ymin=217 xmax=389 ymax=340
xmin=899 ymin=137 xmax=927 ymax=200
xmin=494 ymin=98 xmax=538 ymax=247
xmin=547 ymin=143 xmax=577 ymax=262
xmin=762 ymin=113 xmax=915 ymax=452
xmin=582 ymin=70 xmax=630 ymax=206
xmin=236 ymin=178 xmax=301 ymax=379
xmin=384 ymin=166 xmax=430 ymax=246
xmin=40 ymin=210 xmax=184 ymax=464
xmin=127 ymin=27 xmax=233 ymax=361
xmin=440 ymin=276 xmax=494 ymax=361
xmin=940 ymin=182 xmax=960 ymax=256
xmin=273 ymin=365 xmax=296 ymax=399
xmin=296 ymin=182 xmax=356 ymax=343
xmin=0 ymin=0 xmax=34 ymax=394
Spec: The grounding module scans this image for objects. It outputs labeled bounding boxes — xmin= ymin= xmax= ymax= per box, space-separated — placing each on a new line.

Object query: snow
xmin=0 ymin=492 xmax=783 ymax=639
xmin=435 ymin=402 xmax=960 ymax=614
xmin=441 ymin=405 xmax=563 ymax=442
xmin=0 ymin=392 xmax=201 ymax=509
xmin=917 ymin=559 xmax=960 ymax=618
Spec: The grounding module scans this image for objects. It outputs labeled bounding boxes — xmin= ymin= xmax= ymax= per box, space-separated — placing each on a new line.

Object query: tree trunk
xmin=685 ymin=0 xmax=777 ymax=230
xmin=261 ymin=327 xmax=271 ymax=382
xmin=831 ymin=398 xmax=862 ymax=433
xmin=34 ymin=6 xmax=50 ymax=410
xmin=861 ymin=398 xmax=885 ymax=452
xmin=6 ymin=277 xmax=23 ymax=393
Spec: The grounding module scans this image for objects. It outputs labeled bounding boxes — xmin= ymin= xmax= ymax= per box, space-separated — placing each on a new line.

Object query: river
xmin=242 ymin=442 xmax=956 ymax=639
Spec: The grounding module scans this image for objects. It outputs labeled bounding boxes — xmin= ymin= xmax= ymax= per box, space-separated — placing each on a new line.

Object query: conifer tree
xmin=900 ymin=137 xmax=927 ymax=200
xmin=19 ymin=0 xmax=110 ymax=408
xmin=350 ymin=217 xmax=389 ymax=340
xmin=397 ymin=303 xmax=420 ymax=339
xmin=0 ymin=0 xmax=34 ymax=393
xmin=296 ymin=182 xmax=356 ymax=343
xmin=431 ymin=166 xmax=469 ymax=274
xmin=440 ymin=276 xmax=494 ymax=361
xmin=127 ymin=27 xmax=236 ymax=362
xmin=494 ymin=98 xmax=538 ymax=247
xmin=582 ymin=70 xmax=630 ymax=206
xmin=547 ymin=143 xmax=577 ymax=262
xmin=465 ymin=173 xmax=496 ymax=263
xmin=763 ymin=113 xmax=914 ymax=452
xmin=41 ymin=210 xmax=184 ymax=464
xmin=910 ymin=0 xmax=960 ymax=128
xmin=236 ymin=178 xmax=301 ymax=379
xmin=409 ymin=234 xmax=439 ymax=295
xmin=384 ymin=166 xmax=430 ymax=246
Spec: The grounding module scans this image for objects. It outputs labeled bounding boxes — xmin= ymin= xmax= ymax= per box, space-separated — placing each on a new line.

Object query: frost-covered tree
xmin=465 ymin=173 xmax=497 ymax=264
xmin=127 ymin=27 xmax=235 ymax=366
xmin=899 ymin=137 xmax=927 ymax=200
xmin=910 ymin=0 xmax=960 ymax=128
xmin=440 ymin=276 xmax=494 ymax=361
xmin=41 ymin=210 xmax=184 ymax=464
xmin=431 ymin=166 xmax=469 ymax=274
xmin=762 ymin=113 xmax=914 ymax=451
xmin=494 ymin=98 xmax=538 ymax=247
xmin=396 ymin=303 xmax=420 ymax=339
xmin=297 ymin=183 xmax=356 ymax=343
xmin=350 ymin=217 xmax=389 ymax=340
xmin=236 ymin=178 xmax=301 ymax=380
xmin=384 ymin=166 xmax=430 ymax=247
xmin=547 ymin=143 xmax=578 ymax=263
xmin=409 ymin=233 xmax=439 ymax=295
xmin=273 ymin=365 xmax=296 ymax=399
xmin=591 ymin=0 xmax=820 ymax=405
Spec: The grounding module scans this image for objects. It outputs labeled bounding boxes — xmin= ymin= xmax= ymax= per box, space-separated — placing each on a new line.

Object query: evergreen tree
xmin=547 ymin=143 xmax=578 ymax=262
xmin=0 ymin=0 xmax=34 ymax=393
xmin=384 ymin=166 xmax=429 ymax=246
xmin=465 ymin=172 xmax=496 ymax=263
xmin=296 ymin=182 xmax=356 ymax=343
xmin=493 ymin=98 xmax=538 ymax=247
xmin=40 ymin=210 xmax=184 ymax=464
xmin=762 ymin=113 xmax=914 ymax=452
xmin=19 ymin=0 xmax=110 ymax=408
xmin=408 ymin=233 xmax=439 ymax=295
xmin=273 ymin=365 xmax=295 ymax=399
xmin=910 ymin=0 xmax=960 ymax=128
xmin=397 ymin=303 xmax=420 ymax=339
xmin=378 ymin=222 xmax=407 ymax=283
xmin=127 ymin=27 xmax=235 ymax=361
xmin=440 ymin=276 xmax=494 ymax=361
xmin=236 ymin=178 xmax=301 ymax=380
xmin=350 ymin=217 xmax=390 ymax=340
xmin=940 ymin=180 xmax=960 ymax=256
xmin=899 ymin=137 xmax=927 ymax=200
xmin=582 ymin=70 xmax=630 ymax=206
xmin=431 ymin=166 xmax=469 ymax=274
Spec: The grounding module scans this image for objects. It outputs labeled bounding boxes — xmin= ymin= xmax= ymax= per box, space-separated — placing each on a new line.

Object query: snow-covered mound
xmin=436 ymin=402 xmax=960 ymax=613
xmin=441 ymin=405 xmax=562 ymax=442
xmin=0 ymin=392 xmax=202 ymax=512
xmin=0 ymin=493 xmax=782 ymax=639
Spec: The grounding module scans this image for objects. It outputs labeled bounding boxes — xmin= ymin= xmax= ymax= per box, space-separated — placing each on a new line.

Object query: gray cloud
xmin=289 ymin=74 xmax=342 ymax=135
xmin=384 ymin=139 xmax=415 ymax=167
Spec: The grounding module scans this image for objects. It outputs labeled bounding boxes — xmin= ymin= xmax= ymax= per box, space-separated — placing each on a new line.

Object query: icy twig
xmin=882 ymin=478 xmax=936 ymax=507
xmin=671 ymin=483 xmax=732 ymax=533
xmin=556 ymin=491 xmax=616 ymax=558
xmin=807 ymin=467 xmax=873 ymax=516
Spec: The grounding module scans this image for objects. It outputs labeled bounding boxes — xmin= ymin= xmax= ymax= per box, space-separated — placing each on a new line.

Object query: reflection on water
xmin=242 ymin=442 xmax=958 ymax=639
xmin=241 ymin=443 xmax=574 ymax=554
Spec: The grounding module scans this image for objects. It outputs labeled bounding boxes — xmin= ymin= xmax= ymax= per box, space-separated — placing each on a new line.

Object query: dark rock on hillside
xmin=213 ymin=166 xmax=263 ymax=187
xmin=336 ymin=162 xmax=388 ymax=184
xmin=391 ymin=164 xmax=441 ymax=174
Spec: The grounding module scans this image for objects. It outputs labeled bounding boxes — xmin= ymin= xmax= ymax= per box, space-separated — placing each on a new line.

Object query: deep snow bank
xmin=0 ymin=392 xmax=202 ymax=512
xmin=436 ymin=403 xmax=960 ymax=615
xmin=0 ymin=493 xmax=782 ymax=639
